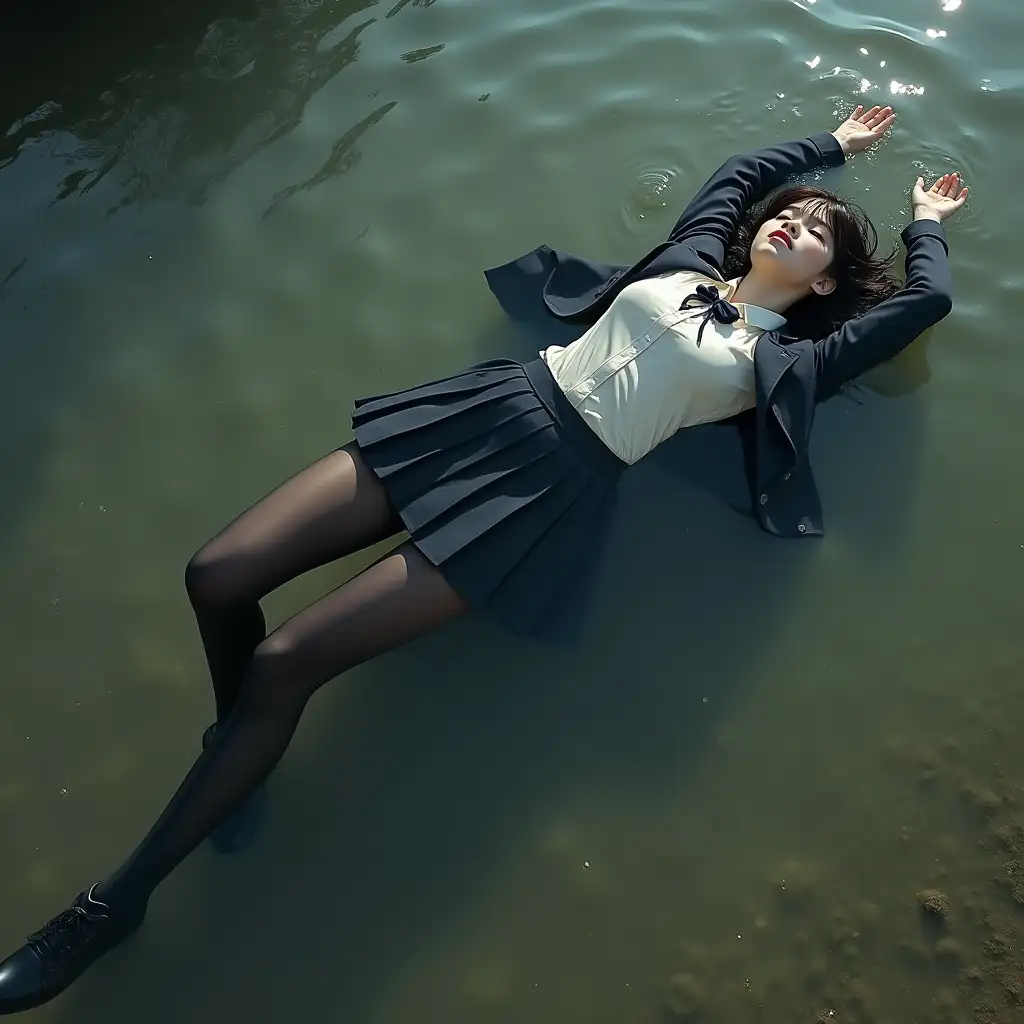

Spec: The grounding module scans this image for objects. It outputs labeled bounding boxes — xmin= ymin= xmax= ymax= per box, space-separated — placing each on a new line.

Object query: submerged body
xmin=0 ymin=104 xmax=968 ymax=1015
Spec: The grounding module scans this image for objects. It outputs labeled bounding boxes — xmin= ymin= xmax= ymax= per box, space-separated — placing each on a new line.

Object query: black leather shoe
xmin=201 ymin=724 xmax=266 ymax=854
xmin=0 ymin=884 xmax=144 ymax=1015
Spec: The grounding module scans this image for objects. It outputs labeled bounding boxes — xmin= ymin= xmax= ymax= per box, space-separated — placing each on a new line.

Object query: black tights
xmin=98 ymin=444 xmax=468 ymax=909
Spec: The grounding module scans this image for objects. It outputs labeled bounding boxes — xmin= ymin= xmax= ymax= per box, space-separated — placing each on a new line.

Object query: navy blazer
xmin=484 ymin=131 xmax=953 ymax=538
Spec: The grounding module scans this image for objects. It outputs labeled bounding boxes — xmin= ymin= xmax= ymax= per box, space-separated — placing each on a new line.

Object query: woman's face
xmin=750 ymin=199 xmax=837 ymax=295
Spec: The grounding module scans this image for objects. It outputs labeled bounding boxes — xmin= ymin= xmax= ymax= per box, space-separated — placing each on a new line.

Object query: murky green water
xmin=2 ymin=0 xmax=1023 ymax=1020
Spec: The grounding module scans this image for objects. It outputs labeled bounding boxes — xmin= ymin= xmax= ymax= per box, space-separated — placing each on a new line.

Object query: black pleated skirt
xmin=352 ymin=357 xmax=626 ymax=643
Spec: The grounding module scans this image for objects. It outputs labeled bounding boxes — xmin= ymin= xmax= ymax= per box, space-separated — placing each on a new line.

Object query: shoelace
xmin=27 ymin=903 xmax=97 ymax=958
xmin=679 ymin=283 xmax=740 ymax=347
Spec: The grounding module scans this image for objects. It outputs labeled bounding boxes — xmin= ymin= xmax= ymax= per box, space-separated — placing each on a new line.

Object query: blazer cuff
xmin=809 ymin=132 xmax=846 ymax=167
xmin=901 ymin=218 xmax=949 ymax=253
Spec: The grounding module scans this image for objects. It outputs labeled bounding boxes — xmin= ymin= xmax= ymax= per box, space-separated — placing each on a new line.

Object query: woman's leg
xmin=101 ymin=541 xmax=467 ymax=908
xmin=0 ymin=444 xmax=468 ymax=1014
xmin=0 ymin=543 xmax=467 ymax=1014
xmin=185 ymin=442 xmax=404 ymax=723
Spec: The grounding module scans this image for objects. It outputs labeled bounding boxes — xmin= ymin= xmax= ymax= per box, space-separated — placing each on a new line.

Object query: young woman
xmin=0 ymin=104 xmax=966 ymax=1013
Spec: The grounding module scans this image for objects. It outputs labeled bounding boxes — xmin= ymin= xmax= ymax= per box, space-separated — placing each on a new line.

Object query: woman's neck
xmin=730 ymin=270 xmax=805 ymax=315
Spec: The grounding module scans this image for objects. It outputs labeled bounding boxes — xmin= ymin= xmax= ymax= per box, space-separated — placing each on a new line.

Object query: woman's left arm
xmin=813 ymin=172 xmax=968 ymax=401
xmin=668 ymin=106 xmax=896 ymax=269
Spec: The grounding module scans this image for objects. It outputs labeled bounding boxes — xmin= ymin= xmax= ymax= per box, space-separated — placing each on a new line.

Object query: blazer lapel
xmin=755 ymin=334 xmax=799 ymax=456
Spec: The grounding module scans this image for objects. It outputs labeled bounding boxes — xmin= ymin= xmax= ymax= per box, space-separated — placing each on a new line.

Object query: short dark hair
xmin=722 ymin=184 xmax=902 ymax=341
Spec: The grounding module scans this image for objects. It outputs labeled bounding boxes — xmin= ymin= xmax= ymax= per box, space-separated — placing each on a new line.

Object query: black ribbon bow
xmin=679 ymin=283 xmax=740 ymax=347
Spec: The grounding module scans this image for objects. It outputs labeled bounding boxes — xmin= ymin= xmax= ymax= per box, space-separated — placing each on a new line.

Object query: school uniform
xmin=353 ymin=131 xmax=953 ymax=642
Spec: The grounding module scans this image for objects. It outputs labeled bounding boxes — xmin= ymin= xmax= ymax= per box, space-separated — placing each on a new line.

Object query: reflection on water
xmin=264 ymin=99 xmax=397 ymax=216
xmin=1 ymin=0 xmax=384 ymax=210
xmin=2 ymin=0 xmax=1024 ymax=1021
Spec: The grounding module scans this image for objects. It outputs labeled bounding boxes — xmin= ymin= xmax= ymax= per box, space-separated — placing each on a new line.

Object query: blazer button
xmin=783 ymin=472 xmax=792 ymax=481
xmin=759 ymin=494 xmax=768 ymax=505
xmin=798 ymin=524 xmax=807 ymax=534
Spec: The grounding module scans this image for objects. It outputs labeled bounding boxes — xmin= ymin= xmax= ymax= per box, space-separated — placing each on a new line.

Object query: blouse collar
xmin=721 ymin=277 xmax=788 ymax=332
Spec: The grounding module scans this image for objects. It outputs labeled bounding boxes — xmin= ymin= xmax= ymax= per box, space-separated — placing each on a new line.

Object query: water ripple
xmin=616 ymin=166 xmax=679 ymax=241
xmin=2 ymin=4 xmax=1023 ymax=1022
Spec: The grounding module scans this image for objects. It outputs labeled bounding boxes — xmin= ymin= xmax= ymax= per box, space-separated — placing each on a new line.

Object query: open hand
xmin=831 ymin=105 xmax=897 ymax=156
xmin=912 ymin=172 xmax=969 ymax=223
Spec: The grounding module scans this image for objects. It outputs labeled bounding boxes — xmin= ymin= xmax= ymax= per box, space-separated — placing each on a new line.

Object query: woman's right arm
xmin=667 ymin=134 xmax=844 ymax=266
xmin=668 ymin=105 xmax=896 ymax=270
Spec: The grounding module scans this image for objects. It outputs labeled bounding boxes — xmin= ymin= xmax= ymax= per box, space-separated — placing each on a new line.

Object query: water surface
xmin=2 ymin=0 xmax=1023 ymax=1021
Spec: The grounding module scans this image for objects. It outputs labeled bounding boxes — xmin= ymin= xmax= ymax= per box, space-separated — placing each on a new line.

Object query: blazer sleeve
xmin=812 ymin=219 xmax=953 ymax=402
xmin=667 ymin=132 xmax=846 ymax=270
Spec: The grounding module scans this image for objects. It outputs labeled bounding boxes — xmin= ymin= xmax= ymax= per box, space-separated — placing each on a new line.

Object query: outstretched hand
xmin=831 ymin=104 xmax=897 ymax=156
xmin=912 ymin=172 xmax=969 ymax=223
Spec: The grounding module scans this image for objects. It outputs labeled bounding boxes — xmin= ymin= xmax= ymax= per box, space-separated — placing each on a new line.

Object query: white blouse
xmin=540 ymin=271 xmax=787 ymax=465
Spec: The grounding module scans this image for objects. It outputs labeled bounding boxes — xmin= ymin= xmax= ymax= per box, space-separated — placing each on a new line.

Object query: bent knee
xmin=185 ymin=545 xmax=247 ymax=608
xmin=250 ymin=629 xmax=301 ymax=670
xmin=236 ymin=631 xmax=311 ymax=708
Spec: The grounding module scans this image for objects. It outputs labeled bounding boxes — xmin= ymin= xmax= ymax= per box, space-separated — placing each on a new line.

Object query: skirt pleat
xmin=372 ymin=408 xmax=555 ymax=513
xmin=419 ymin=450 xmax=592 ymax=582
xmin=482 ymin=475 xmax=618 ymax=637
xmin=353 ymin=375 xmax=536 ymax=447
xmin=352 ymin=358 xmax=625 ymax=643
